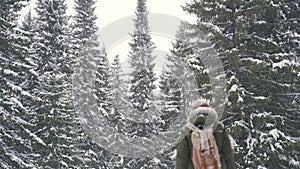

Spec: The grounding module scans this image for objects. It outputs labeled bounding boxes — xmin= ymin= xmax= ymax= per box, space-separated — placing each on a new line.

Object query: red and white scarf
xmin=186 ymin=122 xmax=221 ymax=169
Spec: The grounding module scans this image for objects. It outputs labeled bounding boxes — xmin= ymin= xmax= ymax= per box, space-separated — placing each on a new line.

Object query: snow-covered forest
xmin=0 ymin=0 xmax=299 ymax=168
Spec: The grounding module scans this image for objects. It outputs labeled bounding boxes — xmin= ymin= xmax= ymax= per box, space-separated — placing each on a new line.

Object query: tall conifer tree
xmin=72 ymin=0 xmax=111 ymax=167
xmin=110 ymin=55 xmax=130 ymax=119
xmin=0 ymin=0 xmax=41 ymax=168
xmin=128 ymin=0 xmax=157 ymax=122
xmin=184 ymin=0 xmax=300 ymax=168
xmin=31 ymin=0 xmax=83 ymax=167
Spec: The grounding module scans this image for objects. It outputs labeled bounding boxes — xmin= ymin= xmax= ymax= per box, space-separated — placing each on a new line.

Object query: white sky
xmin=95 ymin=0 xmax=196 ymax=63
xmin=22 ymin=0 xmax=196 ymax=67
xmin=22 ymin=0 xmax=195 ymax=29
xmin=96 ymin=0 xmax=194 ymax=29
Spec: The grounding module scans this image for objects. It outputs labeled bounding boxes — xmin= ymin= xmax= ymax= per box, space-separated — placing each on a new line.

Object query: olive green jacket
xmin=176 ymin=122 xmax=236 ymax=169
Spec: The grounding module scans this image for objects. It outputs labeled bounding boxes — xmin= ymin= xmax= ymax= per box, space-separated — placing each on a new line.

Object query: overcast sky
xmin=21 ymin=0 xmax=196 ymax=72
xmin=95 ymin=0 xmax=196 ymax=62
xmin=96 ymin=0 xmax=195 ymax=29
xmin=22 ymin=0 xmax=195 ymax=28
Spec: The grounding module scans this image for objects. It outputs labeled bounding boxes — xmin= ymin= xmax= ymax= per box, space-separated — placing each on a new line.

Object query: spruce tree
xmin=241 ymin=1 xmax=300 ymax=167
xmin=280 ymin=1 xmax=300 ymax=167
xmin=72 ymin=0 xmax=111 ymax=167
xmin=128 ymin=0 xmax=157 ymax=122
xmin=110 ymin=55 xmax=130 ymax=123
xmin=72 ymin=0 xmax=101 ymax=119
xmin=95 ymin=47 xmax=112 ymax=116
xmin=184 ymin=0 xmax=300 ymax=168
xmin=0 ymin=0 xmax=43 ymax=168
xmin=72 ymin=0 xmax=112 ymax=117
xmin=169 ymin=22 xmax=211 ymax=101
xmin=159 ymin=23 xmax=202 ymax=129
xmin=158 ymin=68 xmax=182 ymax=130
xmin=184 ymin=0 xmax=247 ymax=123
xmin=31 ymin=0 xmax=84 ymax=167
xmin=18 ymin=10 xmax=40 ymax=109
xmin=231 ymin=0 xmax=299 ymax=167
xmin=72 ymin=0 xmax=99 ymax=54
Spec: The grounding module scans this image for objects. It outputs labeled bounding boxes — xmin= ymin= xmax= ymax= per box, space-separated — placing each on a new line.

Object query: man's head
xmin=187 ymin=99 xmax=218 ymax=127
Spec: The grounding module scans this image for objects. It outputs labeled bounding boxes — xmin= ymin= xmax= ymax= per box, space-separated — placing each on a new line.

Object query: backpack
xmin=186 ymin=123 xmax=222 ymax=169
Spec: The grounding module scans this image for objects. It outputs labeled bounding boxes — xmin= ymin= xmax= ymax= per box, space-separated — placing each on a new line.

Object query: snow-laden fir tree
xmin=280 ymin=1 xmax=300 ymax=166
xmin=0 ymin=0 xmax=41 ymax=168
xmin=128 ymin=0 xmax=157 ymax=122
xmin=164 ymin=21 xmax=226 ymax=117
xmin=95 ymin=46 xmax=113 ymax=117
xmin=159 ymin=23 xmax=202 ymax=130
xmin=31 ymin=0 xmax=87 ymax=167
xmin=72 ymin=40 xmax=111 ymax=167
xmin=238 ymin=1 xmax=300 ymax=167
xmin=184 ymin=0 xmax=246 ymax=125
xmin=71 ymin=0 xmax=100 ymax=116
xmin=72 ymin=0 xmax=112 ymax=167
xmin=72 ymin=0 xmax=112 ymax=117
xmin=158 ymin=68 xmax=182 ymax=130
xmin=184 ymin=0 xmax=300 ymax=168
xmin=18 ymin=10 xmax=40 ymax=109
xmin=169 ymin=22 xmax=212 ymax=101
xmin=227 ymin=1 xmax=299 ymax=168
xmin=110 ymin=55 xmax=130 ymax=124
xmin=72 ymin=0 xmax=99 ymax=55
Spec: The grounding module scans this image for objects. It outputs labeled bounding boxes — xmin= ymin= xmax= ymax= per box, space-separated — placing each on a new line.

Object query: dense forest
xmin=0 ymin=0 xmax=299 ymax=168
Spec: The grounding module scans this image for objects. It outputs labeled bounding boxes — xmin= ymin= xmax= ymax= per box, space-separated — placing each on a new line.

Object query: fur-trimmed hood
xmin=187 ymin=106 xmax=218 ymax=127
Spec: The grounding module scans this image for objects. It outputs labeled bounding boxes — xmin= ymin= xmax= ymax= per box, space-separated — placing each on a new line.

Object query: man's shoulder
xmin=214 ymin=122 xmax=225 ymax=133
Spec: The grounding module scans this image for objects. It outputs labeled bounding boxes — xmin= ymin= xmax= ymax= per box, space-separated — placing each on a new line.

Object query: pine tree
xmin=71 ymin=0 xmax=101 ymax=119
xmin=95 ymin=47 xmax=112 ymax=116
xmin=128 ymin=0 xmax=157 ymax=122
xmin=158 ymin=68 xmax=182 ymax=130
xmin=159 ymin=24 xmax=201 ymax=129
xmin=169 ymin=22 xmax=211 ymax=100
xmin=184 ymin=0 xmax=300 ymax=168
xmin=72 ymin=0 xmax=99 ymax=54
xmin=71 ymin=0 xmax=111 ymax=167
xmin=72 ymin=0 xmax=113 ymax=121
xmin=18 ymin=10 xmax=40 ymax=109
xmin=110 ymin=55 xmax=130 ymax=122
xmin=0 ymin=0 xmax=44 ymax=168
xmin=30 ymin=0 xmax=85 ymax=167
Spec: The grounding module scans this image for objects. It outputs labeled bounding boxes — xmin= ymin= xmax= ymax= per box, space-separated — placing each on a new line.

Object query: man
xmin=176 ymin=99 xmax=235 ymax=169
